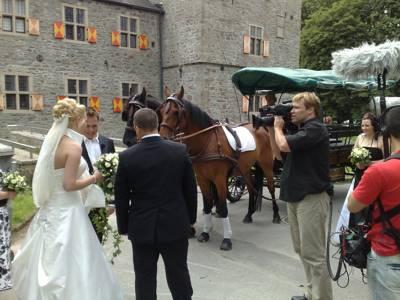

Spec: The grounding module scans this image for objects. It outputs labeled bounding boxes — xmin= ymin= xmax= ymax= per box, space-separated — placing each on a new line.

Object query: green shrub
xmin=11 ymin=190 xmax=36 ymax=231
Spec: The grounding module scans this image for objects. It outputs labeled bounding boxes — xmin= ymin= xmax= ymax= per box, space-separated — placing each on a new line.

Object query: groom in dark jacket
xmin=82 ymin=108 xmax=115 ymax=242
xmin=115 ymin=108 xmax=197 ymax=300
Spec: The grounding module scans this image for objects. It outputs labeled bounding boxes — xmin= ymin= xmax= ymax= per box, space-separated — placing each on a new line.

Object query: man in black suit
xmin=115 ymin=108 xmax=197 ymax=300
xmin=82 ymin=108 xmax=116 ymax=242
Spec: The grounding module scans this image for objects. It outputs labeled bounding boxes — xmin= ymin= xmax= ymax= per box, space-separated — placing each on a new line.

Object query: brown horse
xmin=122 ymin=87 xmax=162 ymax=147
xmin=159 ymin=87 xmax=280 ymax=251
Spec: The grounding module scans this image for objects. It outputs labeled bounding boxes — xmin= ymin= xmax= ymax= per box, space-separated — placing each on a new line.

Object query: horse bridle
xmin=159 ymin=94 xmax=185 ymax=138
xmin=124 ymin=95 xmax=147 ymax=131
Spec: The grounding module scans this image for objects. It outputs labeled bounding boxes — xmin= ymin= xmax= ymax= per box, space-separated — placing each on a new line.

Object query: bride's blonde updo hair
xmin=52 ymin=98 xmax=86 ymax=126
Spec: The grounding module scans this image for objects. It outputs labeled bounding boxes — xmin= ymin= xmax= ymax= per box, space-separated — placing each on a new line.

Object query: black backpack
xmin=340 ymin=153 xmax=400 ymax=269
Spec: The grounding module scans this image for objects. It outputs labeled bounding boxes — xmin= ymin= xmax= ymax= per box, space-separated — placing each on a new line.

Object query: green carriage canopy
xmin=231 ymin=67 xmax=396 ymax=95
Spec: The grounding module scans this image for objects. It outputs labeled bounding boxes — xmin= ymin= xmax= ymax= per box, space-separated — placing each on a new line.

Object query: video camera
xmin=252 ymin=103 xmax=293 ymax=128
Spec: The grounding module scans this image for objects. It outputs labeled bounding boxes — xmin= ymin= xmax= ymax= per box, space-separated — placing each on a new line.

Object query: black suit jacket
xmin=114 ymin=136 xmax=197 ymax=244
xmin=82 ymin=134 xmax=116 ymax=174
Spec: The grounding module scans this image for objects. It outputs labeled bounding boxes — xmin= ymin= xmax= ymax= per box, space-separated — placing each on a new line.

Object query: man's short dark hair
xmin=87 ymin=107 xmax=100 ymax=120
xmin=134 ymin=108 xmax=158 ymax=130
xmin=383 ymin=106 xmax=400 ymax=138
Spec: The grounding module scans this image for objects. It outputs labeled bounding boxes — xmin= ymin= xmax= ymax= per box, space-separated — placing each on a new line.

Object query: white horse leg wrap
xmin=203 ymin=213 xmax=213 ymax=233
xmin=222 ymin=217 xmax=232 ymax=239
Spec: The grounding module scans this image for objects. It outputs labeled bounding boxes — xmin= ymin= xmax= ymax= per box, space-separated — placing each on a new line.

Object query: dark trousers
xmin=132 ymin=238 xmax=193 ymax=300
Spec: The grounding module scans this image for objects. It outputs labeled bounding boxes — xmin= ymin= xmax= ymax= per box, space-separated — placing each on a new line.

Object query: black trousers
xmin=132 ymin=238 xmax=193 ymax=300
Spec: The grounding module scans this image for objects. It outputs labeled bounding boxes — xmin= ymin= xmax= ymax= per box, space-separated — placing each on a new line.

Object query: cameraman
xmin=348 ymin=106 xmax=400 ymax=300
xmin=268 ymin=92 xmax=332 ymax=300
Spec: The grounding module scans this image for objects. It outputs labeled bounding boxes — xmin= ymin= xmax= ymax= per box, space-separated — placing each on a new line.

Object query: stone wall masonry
xmin=160 ymin=0 xmax=301 ymax=122
xmin=0 ymin=0 xmax=162 ymax=138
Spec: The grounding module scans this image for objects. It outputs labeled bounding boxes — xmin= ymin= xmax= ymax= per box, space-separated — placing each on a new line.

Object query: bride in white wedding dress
xmin=12 ymin=98 xmax=123 ymax=300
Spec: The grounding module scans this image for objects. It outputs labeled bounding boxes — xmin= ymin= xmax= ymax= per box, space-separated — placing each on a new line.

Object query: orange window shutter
xmin=87 ymin=27 xmax=97 ymax=43
xmin=89 ymin=96 xmax=101 ymax=112
xmin=56 ymin=96 xmax=66 ymax=101
xmin=243 ymin=35 xmax=250 ymax=54
xmin=54 ymin=22 xmax=64 ymax=39
xmin=263 ymin=40 xmax=269 ymax=57
xmin=0 ymin=94 xmax=4 ymax=111
xmin=113 ymin=97 xmax=122 ymax=113
xmin=28 ymin=18 xmax=40 ymax=36
xmin=139 ymin=34 xmax=148 ymax=49
xmin=112 ymin=31 xmax=121 ymax=46
xmin=242 ymin=96 xmax=249 ymax=113
xmin=31 ymin=95 xmax=44 ymax=111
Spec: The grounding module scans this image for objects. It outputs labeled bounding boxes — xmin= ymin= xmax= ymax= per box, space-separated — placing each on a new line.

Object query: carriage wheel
xmin=227 ymin=176 xmax=246 ymax=203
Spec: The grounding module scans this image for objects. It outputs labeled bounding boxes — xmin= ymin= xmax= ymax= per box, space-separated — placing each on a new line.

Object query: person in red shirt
xmin=348 ymin=106 xmax=400 ymax=300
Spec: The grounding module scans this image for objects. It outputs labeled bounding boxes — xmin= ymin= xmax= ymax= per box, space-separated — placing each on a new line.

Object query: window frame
xmin=121 ymin=82 xmax=139 ymax=106
xmin=3 ymin=73 xmax=31 ymax=110
xmin=62 ymin=3 xmax=88 ymax=43
xmin=249 ymin=25 xmax=263 ymax=56
xmin=248 ymin=95 xmax=264 ymax=113
xmin=0 ymin=0 xmax=29 ymax=35
xmin=119 ymin=15 xmax=139 ymax=49
xmin=65 ymin=77 xmax=90 ymax=107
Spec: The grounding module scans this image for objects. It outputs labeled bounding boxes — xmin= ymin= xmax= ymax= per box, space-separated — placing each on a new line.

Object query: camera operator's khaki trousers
xmin=287 ymin=192 xmax=333 ymax=300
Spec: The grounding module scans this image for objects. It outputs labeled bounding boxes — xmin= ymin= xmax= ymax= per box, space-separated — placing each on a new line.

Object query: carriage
xmin=227 ymin=67 xmax=397 ymax=202
xmin=121 ymin=66 xmax=396 ymax=251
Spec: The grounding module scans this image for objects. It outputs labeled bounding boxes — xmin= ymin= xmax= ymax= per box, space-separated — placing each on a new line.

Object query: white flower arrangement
xmin=0 ymin=171 xmax=29 ymax=192
xmin=92 ymin=153 xmax=122 ymax=263
xmin=349 ymin=147 xmax=372 ymax=165
xmin=94 ymin=153 xmax=119 ymax=195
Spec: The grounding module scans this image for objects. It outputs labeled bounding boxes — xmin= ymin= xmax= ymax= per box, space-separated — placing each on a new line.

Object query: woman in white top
xmin=335 ymin=113 xmax=384 ymax=235
xmin=13 ymin=98 xmax=123 ymax=300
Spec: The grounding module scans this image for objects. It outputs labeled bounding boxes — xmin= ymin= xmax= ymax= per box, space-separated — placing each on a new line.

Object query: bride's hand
xmin=356 ymin=162 xmax=368 ymax=170
xmin=93 ymin=170 xmax=103 ymax=184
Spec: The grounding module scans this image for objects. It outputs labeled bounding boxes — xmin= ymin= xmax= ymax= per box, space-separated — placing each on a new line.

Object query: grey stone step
xmin=9 ymin=131 xmax=45 ymax=148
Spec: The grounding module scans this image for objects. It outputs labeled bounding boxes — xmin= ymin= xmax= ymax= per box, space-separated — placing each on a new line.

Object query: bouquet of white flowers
xmin=92 ymin=153 xmax=122 ymax=263
xmin=0 ymin=171 xmax=29 ymax=192
xmin=349 ymin=147 xmax=372 ymax=166
xmin=94 ymin=153 xmax=119 ymax=195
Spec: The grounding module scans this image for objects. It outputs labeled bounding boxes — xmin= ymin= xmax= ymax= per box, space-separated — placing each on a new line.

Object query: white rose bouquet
xmin=349 ymin=147 xmax=371 ymax=166
xmin=94 ymin=153 xmax=119 ymax=196
xmin=93 ymin=153 xmax=122 ymax=263
xmin=0 ymin=171 xmax=29 ymax=192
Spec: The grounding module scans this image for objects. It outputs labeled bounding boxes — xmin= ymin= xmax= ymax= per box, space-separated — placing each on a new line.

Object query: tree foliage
xmin=300 ymin=0 xmax=400 ymax=121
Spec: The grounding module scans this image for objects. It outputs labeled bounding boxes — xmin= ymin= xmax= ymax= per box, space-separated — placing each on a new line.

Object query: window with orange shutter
xmin=3 ymin=74 xmax=31 ymax=110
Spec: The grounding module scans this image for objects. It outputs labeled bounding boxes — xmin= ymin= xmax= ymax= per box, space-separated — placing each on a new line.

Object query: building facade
xmin=0 ymin=0 xmax=301 ymax=138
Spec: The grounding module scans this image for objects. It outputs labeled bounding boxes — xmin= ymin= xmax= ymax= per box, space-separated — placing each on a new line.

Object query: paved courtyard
xmin=3 ymin=182 xmax=369 ymax=300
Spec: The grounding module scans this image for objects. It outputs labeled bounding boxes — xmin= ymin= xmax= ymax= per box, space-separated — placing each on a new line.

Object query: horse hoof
xmin=220 ymin=238 xmax=232 ymax=251
xmin=273 ymin=216 xmax=281 ymax=224
xmin=242 ymin=215 xmax=253 ymax=223
xmin=197 ymin=232 xmax=210 ymax=243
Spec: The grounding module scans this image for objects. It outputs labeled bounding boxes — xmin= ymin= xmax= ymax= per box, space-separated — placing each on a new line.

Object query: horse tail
xmin=253 ymin=163 xmax=264 ymax=211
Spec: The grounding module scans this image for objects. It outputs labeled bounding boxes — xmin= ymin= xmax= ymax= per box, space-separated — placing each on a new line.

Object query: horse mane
xmin=145 ymin=94 xmax=162 ymax=110
xmin=182 ymin=99 xmax=216 ymax=128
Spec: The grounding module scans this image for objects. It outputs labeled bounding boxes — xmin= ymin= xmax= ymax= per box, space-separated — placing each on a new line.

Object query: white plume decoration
xmin=332 ymin=40 xmax=400 ymax=80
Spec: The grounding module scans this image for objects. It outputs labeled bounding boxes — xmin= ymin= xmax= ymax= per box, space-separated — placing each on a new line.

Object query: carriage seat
xmin=222 ymin=126 xmax=256 ymax=152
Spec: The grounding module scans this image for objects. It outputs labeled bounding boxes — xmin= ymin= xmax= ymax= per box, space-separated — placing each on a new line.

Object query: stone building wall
xmin=0 ymin=0 xmax=162 ymax=138
xmin=159 ymin=0 xmax=302 ymax=122
xmin=1 ymin=0 xmax=302 ymax=135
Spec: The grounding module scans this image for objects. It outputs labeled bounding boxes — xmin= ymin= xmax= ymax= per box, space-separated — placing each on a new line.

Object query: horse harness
xmin=162 ymin=95 xmax=241 ymax=164
xmin=161 ymin=95 xmax=274 ymax=201
xmin=125 ymin=98 xmax=146 ymax=131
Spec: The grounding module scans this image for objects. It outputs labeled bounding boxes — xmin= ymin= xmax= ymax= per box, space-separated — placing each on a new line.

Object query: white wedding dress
xmin=12 ymin=124 xmax=123 ymax=300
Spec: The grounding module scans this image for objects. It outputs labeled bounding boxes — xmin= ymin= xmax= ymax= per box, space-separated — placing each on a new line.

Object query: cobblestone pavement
xmin=3 ymin=182 xmax=369 ymax=300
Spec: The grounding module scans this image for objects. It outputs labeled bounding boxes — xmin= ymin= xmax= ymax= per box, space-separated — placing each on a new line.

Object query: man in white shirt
xmin=82 ymin=108 xmax=115 ymax=242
